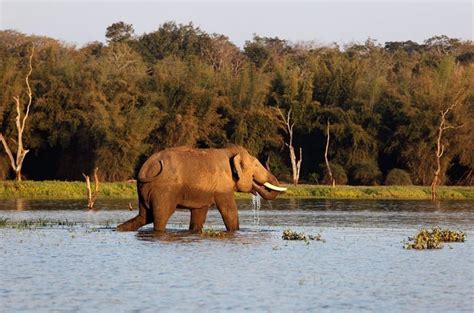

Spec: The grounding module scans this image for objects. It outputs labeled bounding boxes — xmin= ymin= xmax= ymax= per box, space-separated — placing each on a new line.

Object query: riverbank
xmin=0 ymin=181 xmax=473 ymax=200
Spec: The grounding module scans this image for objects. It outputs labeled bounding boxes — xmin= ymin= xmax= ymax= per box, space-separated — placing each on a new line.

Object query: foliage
xmin=385 ymin=168 xmax=413 ymax=186
xmin=105 ymin=21 xmax=135 ymax=43
xmin=403 ymin=227 xmax=465 ymax=250
xmin=0 ymin=27 xmax=472 ymax=185
xmin=350 ymin=161 xmax=382 ymax=185
xmin=320 ymin=163 xmax=348 ymax=185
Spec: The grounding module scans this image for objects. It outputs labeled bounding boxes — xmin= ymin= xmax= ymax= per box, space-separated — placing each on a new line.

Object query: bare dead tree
xmin=324 ymin=120 xmax=336 ymax=187
xmin=83 ymin=167 xmax=100 ymax=210
xmin=277 ymin=107 xmax=302 ymax=186
xmin=265 ymin=155 xmax=271 ymax=171
xmin=431 ymin=102 xmax=463 ymax=201
xmin=0 ymin=45 xmax=35 ymax=181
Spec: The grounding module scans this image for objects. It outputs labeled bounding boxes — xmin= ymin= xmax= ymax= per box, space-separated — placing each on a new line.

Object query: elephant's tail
xmin=137 ymin=160 xmax=164 ymax=183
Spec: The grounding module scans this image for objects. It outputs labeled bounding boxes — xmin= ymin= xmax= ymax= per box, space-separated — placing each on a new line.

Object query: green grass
xmin=0 ymin=180 xmax=473 ymax=200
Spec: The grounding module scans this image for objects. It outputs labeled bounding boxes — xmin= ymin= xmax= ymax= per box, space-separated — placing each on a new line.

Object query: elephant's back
xmin=138 ymin=147 xmax=230 ymax=183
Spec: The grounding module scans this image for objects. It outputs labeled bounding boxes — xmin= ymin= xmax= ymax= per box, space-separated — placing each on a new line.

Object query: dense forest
xmin=0 ymin=22 xmax=473 ymax=185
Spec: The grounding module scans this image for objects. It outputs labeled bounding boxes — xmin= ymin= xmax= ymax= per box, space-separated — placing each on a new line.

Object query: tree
xmin=89 ymin=42 xmax=160 ymax=180
xmin=324 ymin=120 xmax=335 ymax=187
xmin=136 ymin=22 xmax=211 ymax=63
xmin=105 ymin=22 xmax=135 ymax=44
xmin=387 ymin=57 xmax=471 ymax=186
xmin=431 ymin=102 xmax=463 ymax=200
xmin=0 ymin=45 xmax=34 ymax=181
xmin=277 ymin=108 xmax=302 ymax=185
xmin=0 ymin=29 xmax=472 ymax=185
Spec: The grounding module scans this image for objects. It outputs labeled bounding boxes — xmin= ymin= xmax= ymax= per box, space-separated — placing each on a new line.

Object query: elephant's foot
xmin=116 ymin=215 xmax=146 ymax=231
xmin=189 ymin=223 xmax=204 ymax=233
xmin=225 ymin=224 xmax=239 ymax=232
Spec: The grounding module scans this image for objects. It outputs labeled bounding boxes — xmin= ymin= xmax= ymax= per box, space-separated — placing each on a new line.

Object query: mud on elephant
xmin=117 ymin=145 xmax=286 ymax=232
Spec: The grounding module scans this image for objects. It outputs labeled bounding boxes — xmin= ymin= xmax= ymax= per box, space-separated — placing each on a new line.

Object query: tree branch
xmin=21 ymin=45 xmax=34 ymax=134
xmin=0 ymin=133 xmax=17 ymax=171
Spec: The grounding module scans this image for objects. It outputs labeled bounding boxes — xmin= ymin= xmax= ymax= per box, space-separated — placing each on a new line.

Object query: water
xmin=1 ymin=199 xmax=473 ymax=312
xmin=251 ymin=194 xmax=261 ymax=225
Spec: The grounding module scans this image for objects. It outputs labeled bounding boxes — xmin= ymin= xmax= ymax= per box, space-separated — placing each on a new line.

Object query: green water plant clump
xmin=404 ymin=227 xmax=466 ymax=250
xmin=199 ymin=227 xmax=229 ymax=238
xmin=282 ymin=229 xmax=324 ymax=243
xmin=0 ymin=218 xmax=77 ymax=229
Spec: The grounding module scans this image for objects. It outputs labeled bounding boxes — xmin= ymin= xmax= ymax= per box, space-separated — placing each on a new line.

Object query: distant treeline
xmin=0 ymin=22 xmax=473 ymax=184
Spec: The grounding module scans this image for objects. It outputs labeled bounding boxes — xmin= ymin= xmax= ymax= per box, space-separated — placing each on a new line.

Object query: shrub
xmin=267 ymin=154 xmax=291 ymax=183
xmin=350 ymin=162 xmax=382 ymax=185
xmin=307 ymin=172 xmax=320 ymax=184
xmin=319 ymin=163 xmax=348 ymax=185
xmin=385 ymin=168 xmax=413 ymax=185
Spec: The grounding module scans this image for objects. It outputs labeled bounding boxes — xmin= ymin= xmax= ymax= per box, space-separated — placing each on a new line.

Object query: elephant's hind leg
xmin=152 ymin=200 xmax=177 ymax=232
xmin=116 ymin=201 xmax=152 ymax=231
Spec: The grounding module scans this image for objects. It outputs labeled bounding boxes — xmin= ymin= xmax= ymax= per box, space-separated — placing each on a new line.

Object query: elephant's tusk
xmin=263 ymin=182 xmax=287 ymax=192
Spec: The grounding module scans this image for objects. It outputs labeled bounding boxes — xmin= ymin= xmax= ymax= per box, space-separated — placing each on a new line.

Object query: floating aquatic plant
xmin=0 ymin=218 xmax=77 ymax=229
xmin=282 ymin=229 xmax=324 ymax=243
xmin=403 ymin=227 xmax=466 ymax=250
xmin=0 ymin=217 xmax=9 ymax=227
xmin=200 ymin=227 xmax=229 ymax=238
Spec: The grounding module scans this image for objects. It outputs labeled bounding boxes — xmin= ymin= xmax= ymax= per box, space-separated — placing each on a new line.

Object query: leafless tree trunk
xmin=324 ymin=120 xmax=336 ymax=187
xmin=265 ymin=155 xmax=271 ymax=171
xmin=0 ymin=45 xmax=35 ymax=181
xmin=277 ymin=108 xmax=302 ymax=186
xmin=431 ymin=102 xmax=462 ymax=200
xmin=83 ymin=167 xmax=100 ymax=210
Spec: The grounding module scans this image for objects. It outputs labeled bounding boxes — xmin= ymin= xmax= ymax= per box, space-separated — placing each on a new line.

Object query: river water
xmin=1 ymin=199 xmax=473 ymax=312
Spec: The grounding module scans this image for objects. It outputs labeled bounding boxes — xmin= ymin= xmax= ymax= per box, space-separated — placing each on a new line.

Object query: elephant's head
xmin=230 ymin=147 xmax=286 ymax=200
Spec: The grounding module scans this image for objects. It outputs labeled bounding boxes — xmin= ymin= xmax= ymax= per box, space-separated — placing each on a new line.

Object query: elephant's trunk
xmin=252 ymin=174 xmax=284 ymax=200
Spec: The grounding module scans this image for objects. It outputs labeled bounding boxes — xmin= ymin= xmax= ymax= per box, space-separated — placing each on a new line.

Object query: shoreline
xmin=0 ymin=181 xmax=473 ymax=200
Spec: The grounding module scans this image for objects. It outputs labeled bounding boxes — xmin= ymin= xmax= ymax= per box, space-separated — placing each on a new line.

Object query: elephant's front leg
xmin=215 ymin=194 xmax=239 ymax=231
xmin=189 ymin=207 xmax=209 ymax=232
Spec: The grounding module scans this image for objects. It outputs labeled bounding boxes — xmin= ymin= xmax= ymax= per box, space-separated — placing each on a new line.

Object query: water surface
xmin=1 ymin=199 xmax=473 ymax=312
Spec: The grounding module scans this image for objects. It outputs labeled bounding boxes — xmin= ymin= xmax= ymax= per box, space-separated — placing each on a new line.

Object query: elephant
xmin=117 ymin=145 xmax=287 ymax=232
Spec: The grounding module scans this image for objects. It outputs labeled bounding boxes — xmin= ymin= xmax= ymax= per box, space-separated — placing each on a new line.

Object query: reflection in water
xmin=137 ymin=229 xmax=201 ymax=243
xmin=15 ymin=198 xmax=28 ymax=211
xmin=1 ymin=199 xmax=473 ymax=230
xmin=136 ymin=228 xmax=272 ymax=245
xmin=288 ymin=197 xmax=298 ymax=210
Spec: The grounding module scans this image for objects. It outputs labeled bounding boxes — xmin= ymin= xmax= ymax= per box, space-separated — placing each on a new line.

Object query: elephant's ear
xmin=231 ymin=154 xmax=243 ymax=180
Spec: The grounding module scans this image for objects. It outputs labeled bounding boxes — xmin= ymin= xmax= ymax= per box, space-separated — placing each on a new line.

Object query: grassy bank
xmin=0 ymin=181 xmax=473 ymax=200
xmin=271 ymin=185 xmax=474 ymax=200
xmin=0 ymin=181 xmax=136 ymax=199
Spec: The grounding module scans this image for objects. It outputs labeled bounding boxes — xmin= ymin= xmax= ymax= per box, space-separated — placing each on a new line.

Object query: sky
xmin=0 ymin=0 xmax=472 ymax=47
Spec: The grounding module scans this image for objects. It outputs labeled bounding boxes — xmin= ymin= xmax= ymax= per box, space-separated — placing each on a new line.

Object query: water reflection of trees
xmin=15 ymin=199 xmax=28 ymax=211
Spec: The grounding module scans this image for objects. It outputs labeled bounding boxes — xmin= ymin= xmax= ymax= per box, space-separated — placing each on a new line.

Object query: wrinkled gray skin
xmin=117 ymin=145 xmax=284 ymax=232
